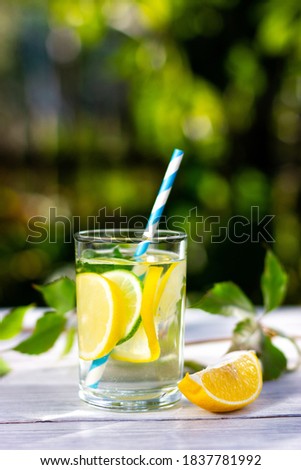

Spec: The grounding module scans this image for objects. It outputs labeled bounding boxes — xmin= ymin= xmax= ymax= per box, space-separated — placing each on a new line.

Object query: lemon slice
xmin=178 ymin=350 xmax=262 ymax=412
xmin=111 ymin=323 xmax=154 ymax=363
xmin=102 ymin=270 xmax=142 ymax=345
xmin=139 ymin=266 xmax=163 ymax=358
xmin=76 ymin=273 xmax=122 ymax=360
xmin=155 ymin=261 xmax=186 ymax=321
xmin=111 ymin=266 xmax=163 ymax=362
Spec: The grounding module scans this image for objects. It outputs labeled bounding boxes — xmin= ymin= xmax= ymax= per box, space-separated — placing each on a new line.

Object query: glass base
xmin=79 ymin=385 xmax=181 ymax=412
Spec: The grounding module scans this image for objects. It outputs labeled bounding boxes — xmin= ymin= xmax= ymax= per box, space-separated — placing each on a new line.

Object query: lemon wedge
xmin=178 ymin=350 xmax=262 ymax=412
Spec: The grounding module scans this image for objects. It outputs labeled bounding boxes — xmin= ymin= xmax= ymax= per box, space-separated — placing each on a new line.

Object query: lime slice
xmin=111 ymin=266 xmax=163 ymax=363
xmin=76 ymin=273 xmax=122 ymax=360
xmin=102 ymin=270 xmax=142 ymax=345
xmin=155 ymin=261 xmax=186 ymax=321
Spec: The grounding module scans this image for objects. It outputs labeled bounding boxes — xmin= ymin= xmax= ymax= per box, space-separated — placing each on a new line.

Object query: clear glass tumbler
xmin=74 ymin=229 xmax=187 ymax=411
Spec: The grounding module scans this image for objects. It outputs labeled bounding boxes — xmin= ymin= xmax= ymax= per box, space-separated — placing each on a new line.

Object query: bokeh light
xmin=1 ymin=0 xmax=301 ymax=306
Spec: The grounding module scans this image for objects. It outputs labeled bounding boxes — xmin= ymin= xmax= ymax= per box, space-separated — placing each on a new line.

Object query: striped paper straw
xmin=85 ymin=354 xmax=110 ymax=388
xmin=85 ymin=148 xmax=184 ymax=389
xmin=134 ymin=148 xmax=184 ymax=258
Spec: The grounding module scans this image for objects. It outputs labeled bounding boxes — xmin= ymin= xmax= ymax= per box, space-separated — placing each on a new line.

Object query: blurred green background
xmin=1 ymin=0 xmax=301 ymax=307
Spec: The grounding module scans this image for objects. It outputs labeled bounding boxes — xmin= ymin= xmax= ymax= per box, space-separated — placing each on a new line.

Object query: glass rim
xmin=74 ymin=229 xmax=187 ymax=243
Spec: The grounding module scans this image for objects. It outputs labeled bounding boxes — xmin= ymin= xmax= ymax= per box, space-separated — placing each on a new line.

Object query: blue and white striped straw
xmin=134 ymin=148 xmax=184 ymax=258
xmin=85 ymin=354 xmax=110 ymax=388
xmin=85 ymin=148 xmax=184 ymax=389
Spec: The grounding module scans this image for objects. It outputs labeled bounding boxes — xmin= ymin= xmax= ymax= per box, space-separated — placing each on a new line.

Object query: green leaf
xmin=261 ymin=250 xmax=288 ymax=313
xmin=184 ymin=360 xmax=206 ymax=374
xmin=35 ymin=277 xmax=76 ymax=315
xmin=260 ymin=334 xmax=287 ymax=381
xmin=229 ymin=318 xmax=262 ymax=352
xmin=61 ymin=326 xmax=76 ymax=357
xmin=112 ymin=246 xmax=124 ymax=258
xmin=76 ymin=260 xmax=131 ymax=275
xmin=14 ymin=312 xmax=66 ymax=355
xmin=0 ymin=305 xmax=33 ymax=340
xmin=263 ymin=327 xmax=301 ymax=372
xmin=194 ymin=281 xmax=256 ymax=318
xmin=0 ymin=357 xmax=11 ymax=377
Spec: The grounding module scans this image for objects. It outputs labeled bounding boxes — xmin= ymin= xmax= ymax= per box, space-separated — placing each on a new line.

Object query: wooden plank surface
xmin=0 ymin=365 xmax=301 ymax=424
xmin=0 ymin=308 xmax=300 ymax=450
xmin=0 ymin=417 xmax=300 ymax=450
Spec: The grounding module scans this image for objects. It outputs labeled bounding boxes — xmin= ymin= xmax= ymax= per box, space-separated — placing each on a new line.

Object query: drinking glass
xmin=74 ymin=229 xmax=187 ymax=411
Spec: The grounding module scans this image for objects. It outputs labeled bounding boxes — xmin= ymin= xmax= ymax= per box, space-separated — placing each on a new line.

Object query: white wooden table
xmin=0 ymin=308 xmax=300 ymax=450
